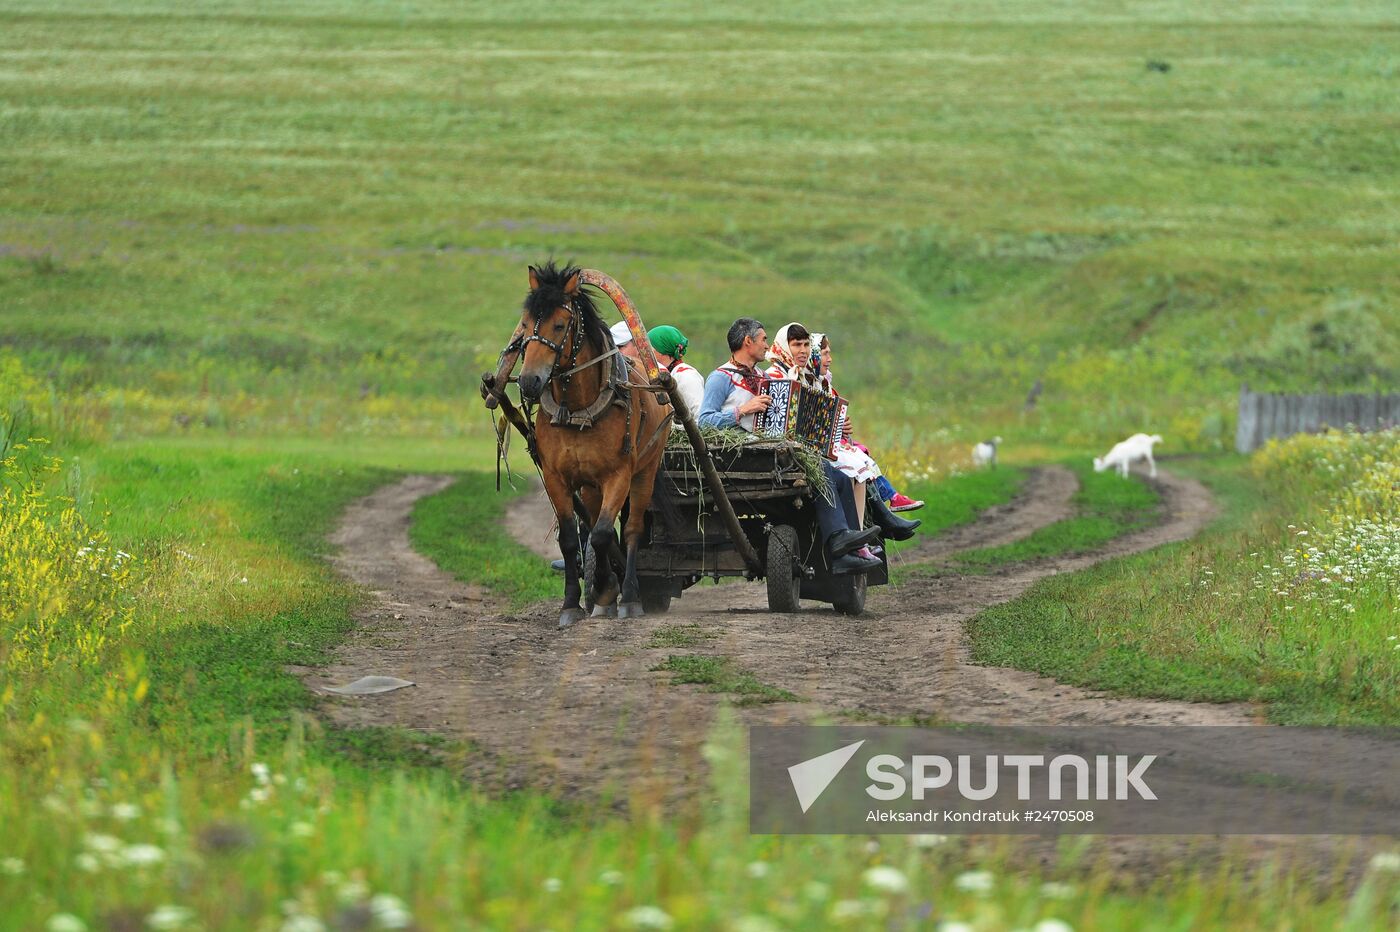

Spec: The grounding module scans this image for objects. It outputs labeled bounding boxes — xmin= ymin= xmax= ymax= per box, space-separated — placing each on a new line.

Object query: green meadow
xmin=3 ymin=0 xmax=1400 ymax=928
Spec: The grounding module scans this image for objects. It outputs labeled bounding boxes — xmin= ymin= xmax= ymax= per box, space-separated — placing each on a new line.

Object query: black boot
xmin=826 ymin=526 xmax=881 ymax=558
xmin=868 ymin=493 xmax=920 ymax=541
xmin=831 ymin=550 xmax=881 ymax=574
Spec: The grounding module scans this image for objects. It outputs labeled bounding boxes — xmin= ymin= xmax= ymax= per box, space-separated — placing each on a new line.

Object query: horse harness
xmin=505 ymin=300 xmax=673 ymax=458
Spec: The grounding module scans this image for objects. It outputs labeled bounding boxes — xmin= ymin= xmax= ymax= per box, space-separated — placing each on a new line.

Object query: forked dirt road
xmin=303 ymin=465 xmax=1260 ymax=802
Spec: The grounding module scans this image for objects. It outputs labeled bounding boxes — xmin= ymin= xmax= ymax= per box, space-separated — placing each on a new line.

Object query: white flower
xmin=1035 ymin=921 xmax=1074 ymax=932
xmin=831 ymin=899 xmax=881 ymax=920
xmin=543 ymin=877 xmax=562 ymax=893
xmin=251 ymin=763 xmax=271 ymax=785
xmin=802 ymin=880 xmax=830 ymax=902
xmin=861 ymin=865 xmax=909 ymax=894
xmin=745 ymin=861 xmax=770 ymax=879
xmin=289 ymin=822 xmax=315 ymax=839
xmin=0 ymin=857 xmax=24 ymax=876
xmin=909 ymin=833 xmax=949 ymax=848
xmin=1040 ymin=881 xmax=1076 ymax=900
xmin=111 ymin=803 xmax=141 ymax=822
xmin=369 ymin=894 xmax=412 ymax=929
xmin=121 ymin=844 xmax=165 ymax=868
xmin=954 ymin=870 xmax=995 ymax=895
xmin=280 ymin=917 xmax=324 ymax=932
xmin=937 ymin=923 xmax=974 ymax=932
xmin=75 ymin=853 xmax=101 ymax=873
xmin=145 ymin=905 xmax=194 ymax=929
xmin=599 ymin=869 xmax=624 ymax=886
xmin=622 ymin=905 xmax=674 ymax=930
xmin=47 ymin=915 xmax=88 ymax=932
xmin=1369 ymin=851 xmax=1400 ymax=872
xmin=335 ymin=877 xmax=368 ymax=903
xmin=732 ymin=917 xmax=780 ymax=932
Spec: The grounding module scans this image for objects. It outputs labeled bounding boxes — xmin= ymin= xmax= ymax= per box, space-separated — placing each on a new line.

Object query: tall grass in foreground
xmin=5 ymin=709 xmax=1400 ymax=931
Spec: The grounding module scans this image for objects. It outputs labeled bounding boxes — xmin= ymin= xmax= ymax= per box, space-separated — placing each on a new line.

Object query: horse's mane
xmin=524 ymin=260 xmax=608 ymax=352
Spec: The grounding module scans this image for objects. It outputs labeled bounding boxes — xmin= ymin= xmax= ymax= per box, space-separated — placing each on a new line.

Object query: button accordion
xmin=757 ymin=378 xmax=848 ymax=459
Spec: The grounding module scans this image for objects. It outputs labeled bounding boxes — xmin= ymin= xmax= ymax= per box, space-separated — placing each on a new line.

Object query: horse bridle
xmin=512 ymin=299 xmax=588 ymax=394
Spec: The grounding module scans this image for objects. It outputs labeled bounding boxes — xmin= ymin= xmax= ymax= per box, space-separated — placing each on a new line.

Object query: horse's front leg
xmin=543 ymin=471 xmax=586 ymax=630
xmin=588 ymin=472 xmax=631 ymax=618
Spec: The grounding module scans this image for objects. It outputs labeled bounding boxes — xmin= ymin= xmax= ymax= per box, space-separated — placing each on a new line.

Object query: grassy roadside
xmin=408 ymin=472 xmax=559 ymax=610
xmin=967 ymin=439 xmax=1400 ymax=724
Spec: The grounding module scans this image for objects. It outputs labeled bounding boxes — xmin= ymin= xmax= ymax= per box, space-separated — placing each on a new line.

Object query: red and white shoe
xmin=889 ymin=492 xmax=924 ymax=512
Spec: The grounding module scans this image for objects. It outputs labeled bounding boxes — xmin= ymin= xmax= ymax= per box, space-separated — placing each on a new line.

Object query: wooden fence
xmin=1235 ymin=385 xmax=1400 ymax=453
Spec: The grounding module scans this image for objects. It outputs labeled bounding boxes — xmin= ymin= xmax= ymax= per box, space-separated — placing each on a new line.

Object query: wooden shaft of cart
xmin=478 ymin=375 xmax=593 ymax=529
xmin=654 ymin=368 xmax=764 ymax=577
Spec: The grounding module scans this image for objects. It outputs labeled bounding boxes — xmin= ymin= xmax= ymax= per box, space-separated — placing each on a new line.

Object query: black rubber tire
xmin=766 ymin=524 xmax=802 ymax=613
xmin=831 ymin=573 xmax=867 ymax=616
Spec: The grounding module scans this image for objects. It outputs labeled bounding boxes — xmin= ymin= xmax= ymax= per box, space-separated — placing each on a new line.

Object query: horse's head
xmin=517 ymin=262 xmax=591 ymax=402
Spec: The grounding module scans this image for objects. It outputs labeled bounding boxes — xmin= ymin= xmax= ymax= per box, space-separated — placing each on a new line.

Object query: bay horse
xmin=513 ymin=261 xmax=671 ymax=628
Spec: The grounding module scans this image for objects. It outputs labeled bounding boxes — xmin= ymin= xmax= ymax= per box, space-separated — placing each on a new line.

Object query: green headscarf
xmin=647 ymin=325 xmax=688 ymax=359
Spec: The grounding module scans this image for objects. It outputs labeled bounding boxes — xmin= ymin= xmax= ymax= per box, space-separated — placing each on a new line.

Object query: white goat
xmin=972 ymin=436 xmax=1003 ymax=469
xmin=1093 ymin=433 xmax=1163 ymax=478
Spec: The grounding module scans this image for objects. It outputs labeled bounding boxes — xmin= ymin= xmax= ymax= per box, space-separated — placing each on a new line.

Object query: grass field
xmin=4 ymin=0 xmax=1400 ymax=927
xmin=3 ymin=0 xmax=1397 ymax=453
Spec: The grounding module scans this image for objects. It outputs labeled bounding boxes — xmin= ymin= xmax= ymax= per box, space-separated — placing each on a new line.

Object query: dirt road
xmin=303 ymin=464 xmax=1259 ymax=802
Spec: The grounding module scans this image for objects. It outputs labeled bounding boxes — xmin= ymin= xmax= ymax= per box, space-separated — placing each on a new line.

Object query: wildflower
xmin=145 ymin=905 xmax=195 ymax=929
xmin=0 ymin=857 xmax=24 ymax=876
xmin=251 ymin=763 xmax=271 ymax=785
xmin=84 ymin=833 xmax=122 ymax=855
xmin=953 ymin=870 xmax=995 ymax=895
xmin=335 ymin=876 xmax=369 ymax=904
xmin=289 ymin=822 xmax=315 ymax=839
xmin=122 ymin=844 xmax=165 ymax=868
xmin=599 ymin=869 xmax=624 ymax=885
xmin=368 ymin=894 xmax=412 ymax=929
xmin=280 ymin=917 xmax=324 ymax=932
xmin=862 ymin=865 xmax=909 ymax=894
xmin=622 ymin=905 xmax=674 ymax=930
xmin=732 ymin=917 xmax=780 ymax=932
xmin=831 ymin=899 xmax=882 ymax=921
xmin=937 ymin=923 xmax=973 ymax=932
xmin=802 ymin=880 xmax=830 ymax=902
xmin=909 ymin=834 xmax=949 ymax=848
xmin=543 ymin=877 xmax=562 ymax=893
xmin=111 ymin=803 xmax=141 ymax=822
xmin=1370 ymin=851 xmax=1400 ymax=872
xmin=1035 ymin=921 xmax=1074 ymax=932
xmin=745 ymin=861 xmax=770 ymax=879
xmin=75 ymin=853 xmax=101 ymax=873
xmin=46 ymin=915 xmax=88 ymax=932
xmin=1040 ymin=881 xmax=1076 ymax=900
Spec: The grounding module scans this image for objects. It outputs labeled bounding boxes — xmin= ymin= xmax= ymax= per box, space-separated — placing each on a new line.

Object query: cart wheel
xmin=766 ymin=524 xmax=802 ymax=613
xmin=639 ymin=579 xmax=673 ymax=615
xmin=831 ymin=573 xmax=867 ymax=616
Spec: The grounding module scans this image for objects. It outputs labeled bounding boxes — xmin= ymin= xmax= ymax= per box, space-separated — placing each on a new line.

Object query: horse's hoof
xmin=616 ymin=602 xmax=645 ymax=619
xmin=558 ymin=607 xmax=587 ymax=629
xmin=590 ymin=604 xmax=617 ymax=619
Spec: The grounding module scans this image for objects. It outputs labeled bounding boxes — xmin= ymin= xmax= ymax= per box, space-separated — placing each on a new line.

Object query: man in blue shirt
xmin=700 ymin=317 xmax=883 ymax=575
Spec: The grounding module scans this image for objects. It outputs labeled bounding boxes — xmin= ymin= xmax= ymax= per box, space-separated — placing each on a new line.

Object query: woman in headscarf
xmin=811 ymin=333 xmax=925 ymax=517
xmin=763 ymin=322 xmax=812 ymax=381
